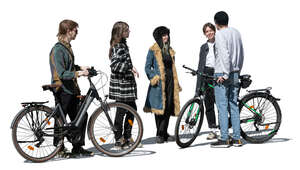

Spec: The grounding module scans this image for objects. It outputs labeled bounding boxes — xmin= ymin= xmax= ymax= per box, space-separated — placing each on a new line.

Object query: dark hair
xmin=109 ymin=21 xmax=129 ymax=59
xmin=202 ymin=23 xmax=216 ymax=34
xmin=153 ymin=26 xmax=170 ymax=49
xmin=57 ymin=19 xmax=78 ymax=37
xmin=214 ymin=11 xmax=229 ymax=26
xmin=153 ymin=26 xmax=170 ymax=42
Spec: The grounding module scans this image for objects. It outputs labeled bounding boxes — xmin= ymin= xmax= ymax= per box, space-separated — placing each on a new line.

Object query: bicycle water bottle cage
xmin=239 ymin=74 xmax=252 ymax=89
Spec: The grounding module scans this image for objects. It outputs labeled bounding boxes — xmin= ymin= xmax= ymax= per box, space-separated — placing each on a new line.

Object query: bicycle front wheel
xmin=239 ymin=92 xmax=282 ymax=143
xmin=175 ymin=97 xmax=204 ymax=148
xmin=88 ymin=102 xmax=143 ymax=157
xmin=11 ymin=105 xmax=63 ymax=162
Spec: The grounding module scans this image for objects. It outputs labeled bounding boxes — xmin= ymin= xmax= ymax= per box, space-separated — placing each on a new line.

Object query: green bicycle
xmin=175 ymin=65 xmax=282 ymax=148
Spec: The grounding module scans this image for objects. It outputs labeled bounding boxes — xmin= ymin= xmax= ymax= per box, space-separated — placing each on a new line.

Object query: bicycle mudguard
xmin=246 ymin=87 xmax=272 ymax=94
xmin=10 ymin=105 xmax=52 ymax=129
xmin=10 ymin=108 xmax=28 ymax=129
xmin=240 ymin=91 xmax=280 ymax=104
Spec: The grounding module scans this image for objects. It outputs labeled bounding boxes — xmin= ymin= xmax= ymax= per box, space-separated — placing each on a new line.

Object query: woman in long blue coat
xmin=144 ymin=26 xmax=181 ymax=143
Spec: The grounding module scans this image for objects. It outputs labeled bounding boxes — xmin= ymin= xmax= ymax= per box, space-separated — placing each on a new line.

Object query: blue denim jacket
xmin=143 ymin=43 xmax=181 ymax=116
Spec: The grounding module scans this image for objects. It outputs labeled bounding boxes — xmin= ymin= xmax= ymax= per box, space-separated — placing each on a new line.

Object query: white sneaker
xmin=207 ymin=132 xmax=218 ymax=140
xmin=129 ymin=137 xmax=143 ymax=148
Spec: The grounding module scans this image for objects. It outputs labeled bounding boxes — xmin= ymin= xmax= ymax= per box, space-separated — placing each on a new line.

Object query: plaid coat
xmin=109 ymin=42 xmax=137 ymax=101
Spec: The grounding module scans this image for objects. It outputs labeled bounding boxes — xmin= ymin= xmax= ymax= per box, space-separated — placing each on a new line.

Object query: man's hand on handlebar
xmin=77 ymin=70 xmax=89 ymax=77
xmin=80 ymin=66 xmax=90 ymax=71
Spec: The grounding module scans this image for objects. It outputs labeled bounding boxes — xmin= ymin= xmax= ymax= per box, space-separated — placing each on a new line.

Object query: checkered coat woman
xmin=109 ymin=40 xmax=137 ymax=102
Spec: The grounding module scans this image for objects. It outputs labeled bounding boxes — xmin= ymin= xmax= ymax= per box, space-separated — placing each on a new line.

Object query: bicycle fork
xmin=185 ymin=99 xmax=202 ymax=127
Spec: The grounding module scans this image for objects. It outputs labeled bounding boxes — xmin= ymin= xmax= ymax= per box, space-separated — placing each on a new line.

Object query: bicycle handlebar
xmin=182 ymin=65 xmax=216 ymax=80
xmin=87 ymin=67 xmax=98 ymax=77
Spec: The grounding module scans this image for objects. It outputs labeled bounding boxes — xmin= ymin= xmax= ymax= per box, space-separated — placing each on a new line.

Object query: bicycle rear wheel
xmin=11 ymin=105 xmax=63 ymax=162
xmin=239 ymin=92 xmax=281 ymax=143
xmin=175 ymin=97 xmax=204 ymax=148
xmin=88 ymin=102 xmax=143 ymax=157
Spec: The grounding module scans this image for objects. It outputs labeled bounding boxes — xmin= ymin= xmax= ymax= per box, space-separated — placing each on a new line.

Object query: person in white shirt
xmin=195 ymin=23 xmax=218 ymax=140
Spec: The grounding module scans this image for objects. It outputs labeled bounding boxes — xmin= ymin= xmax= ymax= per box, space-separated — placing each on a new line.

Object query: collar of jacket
xmin=147 ymin=43 xmax=181 ymax=116
xmin=59 ymin=40 xmax=72 ymax=48
xmin=150 ymin=43 xmax=175 ymax=57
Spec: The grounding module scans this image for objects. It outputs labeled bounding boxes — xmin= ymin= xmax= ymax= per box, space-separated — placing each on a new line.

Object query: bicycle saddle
xmin=42 ymin=84 xmax=61 ymax=91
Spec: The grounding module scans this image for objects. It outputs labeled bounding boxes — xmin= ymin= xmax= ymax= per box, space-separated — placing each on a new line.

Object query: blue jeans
xmin=214 ymin=72 xmax=240 ymax=141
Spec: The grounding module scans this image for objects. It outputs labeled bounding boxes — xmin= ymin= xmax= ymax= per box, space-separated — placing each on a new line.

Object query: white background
xmin=1 ymin=0 xmax=299 ymax=169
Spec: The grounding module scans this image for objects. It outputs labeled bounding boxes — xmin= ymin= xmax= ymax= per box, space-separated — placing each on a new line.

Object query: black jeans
xmin=155 ymin=112 xmax=171 ymax=140
xmin=114 ymin=101 xmax=137 ymax=141
xmin=202 ymin=67 xmax=217 ymax=129
xmin=54 ymin=91 xmax=87 ymax=148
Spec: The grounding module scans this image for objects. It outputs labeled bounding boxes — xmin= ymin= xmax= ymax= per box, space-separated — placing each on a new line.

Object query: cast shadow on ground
xmin=24 ymin=153 xmax=94 ymax=163
xmin=180 ymin=131 xmax=291 ymax=149
xmin=140 ymin=131 xmax=211 ymax=146
xmin=87 ymin=146 xmax=156 ymax=158
xmin=24 ymin=146 xmax=156 ymax=163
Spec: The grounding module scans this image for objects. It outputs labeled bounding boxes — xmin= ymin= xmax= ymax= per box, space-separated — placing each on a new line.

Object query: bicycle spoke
xmin=90 ymin=103 xmax=143 ymax=156
xmin=12 ymin=106 xmax=62 ymax=162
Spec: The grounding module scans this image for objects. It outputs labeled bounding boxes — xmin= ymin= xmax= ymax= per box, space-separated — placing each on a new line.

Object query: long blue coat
xmin=143 ymin=43 xmax=181 ymax=116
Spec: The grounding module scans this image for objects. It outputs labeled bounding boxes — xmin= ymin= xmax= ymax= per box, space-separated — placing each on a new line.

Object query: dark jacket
xmin=49 ymin=42 xmax=81 ymax=95
xmin=195 ymin=43 xmax=210 ymax=94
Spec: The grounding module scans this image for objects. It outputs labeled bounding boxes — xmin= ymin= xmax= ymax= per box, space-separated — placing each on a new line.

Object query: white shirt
xmin=205 ymin=42 xmax=215 ymax=68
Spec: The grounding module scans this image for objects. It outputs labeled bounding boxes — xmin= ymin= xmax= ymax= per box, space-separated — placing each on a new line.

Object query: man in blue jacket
xmin=211 ymin=11 xmax=244 ymax=148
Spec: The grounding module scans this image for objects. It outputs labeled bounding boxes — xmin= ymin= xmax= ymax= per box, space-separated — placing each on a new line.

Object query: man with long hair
xmin=50 ymin=19 xmax=94 ymax=157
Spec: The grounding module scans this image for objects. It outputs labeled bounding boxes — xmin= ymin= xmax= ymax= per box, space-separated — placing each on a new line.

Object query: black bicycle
xmin=11 ymin=67 xmax=143 ymax=162
xmin=175 ymin=65 xmax=281 ymax=148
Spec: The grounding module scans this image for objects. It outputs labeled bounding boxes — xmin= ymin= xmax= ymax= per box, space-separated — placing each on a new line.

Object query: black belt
xmin=204 ymin=66 xmax=214 ymax=70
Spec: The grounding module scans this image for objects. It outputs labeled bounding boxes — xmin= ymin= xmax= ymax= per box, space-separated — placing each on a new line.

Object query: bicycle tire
xmin=88 ymin=102 xmax=143 ymax=157
xmin=239 ymin=92 xmax=281 ymax=143
xmin=11 ymin=105 xmax=63 ymax=162
xmin=175 ymin=97 xmax=204 ymax=148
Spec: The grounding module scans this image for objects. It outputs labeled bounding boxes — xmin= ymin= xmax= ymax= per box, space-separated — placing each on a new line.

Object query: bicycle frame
xmin=177 ymin=65 xmax=281 ymax=145
xmin=183 ymin=65 xmax=272 ymax=128
xmin=12 ymin=70 xmax=117 ymax=138
xmin=49 ymin=75 xmax=115 ymax=132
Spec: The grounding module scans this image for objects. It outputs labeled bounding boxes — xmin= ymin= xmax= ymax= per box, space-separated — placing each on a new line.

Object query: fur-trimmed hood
xmin=153 ymin=26 xmax=170 ymax=48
